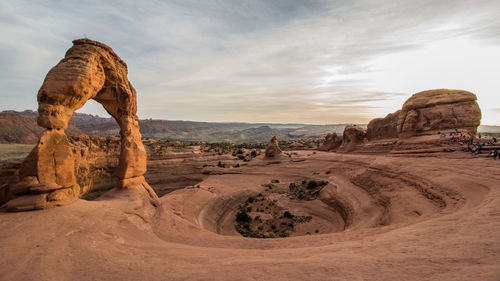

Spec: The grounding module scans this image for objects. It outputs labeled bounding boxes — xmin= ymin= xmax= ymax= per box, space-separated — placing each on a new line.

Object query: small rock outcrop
xmin=287 ymin=142 xmax=307 ymax=150
xmin=265 ymin=136 xmax=282 ymax=157
xmin=2 ymin=39 xmax=158 ymax=211
xmin=339 ymin=126 xmax=366 ymax=152
xmin=318 ymin=133 xmax=342 ymax=151
xmin=397 ymin=89 xmax=481 ymax=138
xmin=366 ymin=110 xmax=400 ymax=140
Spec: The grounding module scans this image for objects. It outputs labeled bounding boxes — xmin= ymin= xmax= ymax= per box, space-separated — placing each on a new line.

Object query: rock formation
xmin=265 ymin=136 xmax=282 ymax=157
xmin=338 ymin=126 xmax=366 ymax=152
xmin=366 ymin=110 xmax=400 ymax=140
xmin=397 ymin=89 xmax=481 ymax=138
xmin=287 ymin=142 xmax=307 ymax=150
xmin=318 ymin=133 xmax=342 ymax=151
xmin=1 ymin=39 xmax=159 ymax=211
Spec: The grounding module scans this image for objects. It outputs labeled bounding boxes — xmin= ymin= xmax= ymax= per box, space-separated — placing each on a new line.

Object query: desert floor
xmin=1 ymin=151 xmax=499 ymax=280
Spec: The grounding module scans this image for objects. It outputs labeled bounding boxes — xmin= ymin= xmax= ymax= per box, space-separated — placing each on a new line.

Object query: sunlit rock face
xmin=397 ymin=89 xmax=481 ymax=138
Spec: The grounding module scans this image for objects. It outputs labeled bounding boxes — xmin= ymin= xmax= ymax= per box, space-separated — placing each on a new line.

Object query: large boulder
xmin=339 ymin=126 xmax=366 ymax=152
xmin=397 ymin=89 xmax=481 ymax=138
xmin=318 ymin=133 xmax=342 ymax=151
xmin=265 ymin=136 xmax=282 ymax=157
xmin=366 ymin=110 xmax=400 ymax=140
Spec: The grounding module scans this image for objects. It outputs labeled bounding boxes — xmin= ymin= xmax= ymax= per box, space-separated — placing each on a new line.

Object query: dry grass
xmin=0 ymin=143 xmax=34 ymax=163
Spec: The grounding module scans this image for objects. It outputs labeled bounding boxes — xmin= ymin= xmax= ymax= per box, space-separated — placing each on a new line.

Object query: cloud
xmin=1 ymin=0 xmax=500 ymax=124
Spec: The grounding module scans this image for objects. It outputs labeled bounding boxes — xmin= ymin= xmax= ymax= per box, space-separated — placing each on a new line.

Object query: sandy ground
xmin=1 ymin=151 xmax=499 ymax=280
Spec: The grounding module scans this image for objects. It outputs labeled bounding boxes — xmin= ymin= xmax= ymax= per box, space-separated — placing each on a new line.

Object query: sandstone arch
xmin=3 ymin=39 xmax=158 ymax=211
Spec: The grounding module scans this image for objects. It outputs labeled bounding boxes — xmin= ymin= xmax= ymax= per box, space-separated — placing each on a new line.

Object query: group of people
xmin=442 ymin=129 xmax=499 ymax=159
xmin=442 ymin=129 xmax=475 ymax=146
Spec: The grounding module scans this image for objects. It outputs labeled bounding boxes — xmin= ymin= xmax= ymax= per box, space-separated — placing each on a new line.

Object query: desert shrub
xmin=271 ymin=179 xmax=280 ymax=183
xmin=307 ymin=180 xmax=319 ymax=189
xmin=262 ymin=183 xmax=274 ymax=189
xmin=306 ymin=180 xmax=328 ymax=190
xmin=251 ymin=150 xmax=257 ymax=157
xmin=283 ymin=211 xmax=293 ymax=218
xmin=236 ymin=210 xmax=251 ymax=223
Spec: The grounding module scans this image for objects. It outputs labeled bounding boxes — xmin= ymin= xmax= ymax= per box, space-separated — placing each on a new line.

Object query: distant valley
xmin=1 ymin=110 xmax=353 ymax=144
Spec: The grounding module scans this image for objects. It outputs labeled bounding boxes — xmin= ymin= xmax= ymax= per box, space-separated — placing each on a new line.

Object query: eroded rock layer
xmin=397 ymin=89 xmax=481 ymax=138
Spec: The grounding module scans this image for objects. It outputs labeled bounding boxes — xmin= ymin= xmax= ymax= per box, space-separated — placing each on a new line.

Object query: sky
xmin=1 ymin=0 xmax=499 ymax=125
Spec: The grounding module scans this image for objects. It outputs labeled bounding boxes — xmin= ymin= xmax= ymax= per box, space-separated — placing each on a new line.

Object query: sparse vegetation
xmin=235 ymin=179 xmax=325 ymax=238
xmin=289 ymin=180 xmax=328 ymax=200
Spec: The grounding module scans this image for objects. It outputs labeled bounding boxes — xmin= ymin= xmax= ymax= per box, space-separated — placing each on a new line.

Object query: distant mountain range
xmin=2 ymin=110 xmax=498 ymax=144
xmin=0 ymin=110 xmax=352 ymax=144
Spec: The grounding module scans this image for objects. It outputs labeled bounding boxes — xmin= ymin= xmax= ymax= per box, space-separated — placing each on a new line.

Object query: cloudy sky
xmin=1 ymin=0 xmax=499 ymax=125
